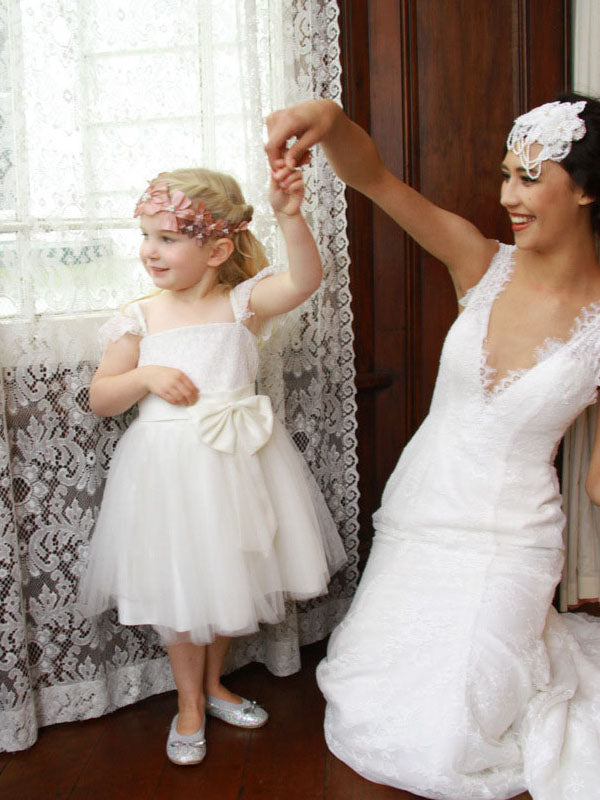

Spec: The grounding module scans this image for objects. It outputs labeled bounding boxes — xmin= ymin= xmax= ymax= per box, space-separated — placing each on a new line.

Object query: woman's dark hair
xmin=555 ymin=92 xmax=600 ymax=234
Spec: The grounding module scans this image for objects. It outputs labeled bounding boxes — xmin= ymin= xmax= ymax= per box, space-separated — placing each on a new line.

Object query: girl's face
xmin=139 ymin=212 xmax=215 ymax=291
xmin=500 ymin=148 xmax=591 ymax=251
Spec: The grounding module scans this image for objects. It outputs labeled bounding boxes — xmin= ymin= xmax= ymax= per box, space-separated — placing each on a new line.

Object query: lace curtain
xmin=559 ymin=0 xmax=600 ymax=610
xmin=0 ymin=0 xmax=359 ymax=752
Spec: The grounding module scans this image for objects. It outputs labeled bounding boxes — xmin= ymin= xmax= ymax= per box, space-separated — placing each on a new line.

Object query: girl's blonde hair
xmin=152 ymin=167 xmax=269 ymax=289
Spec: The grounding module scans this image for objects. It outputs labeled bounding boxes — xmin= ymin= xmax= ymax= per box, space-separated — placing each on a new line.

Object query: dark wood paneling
xmin=524 ymin=0 xmax=572 ymax=109
xmin=368 ymin=0 xmax=413 ymax=518
xmin=415 ymin=0 xmax=517 ymax=422
xmin=339 ymin=0 xmax=571 ymax=561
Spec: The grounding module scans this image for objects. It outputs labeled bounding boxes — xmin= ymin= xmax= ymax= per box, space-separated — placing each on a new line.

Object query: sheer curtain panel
xmin=0 ymin=0 xmax=359 ymax=752
xmin=560 ymin=0 xmax=600 ymax=610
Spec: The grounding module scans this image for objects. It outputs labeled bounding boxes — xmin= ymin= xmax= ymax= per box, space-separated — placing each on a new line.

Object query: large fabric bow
xmin=188 ymin=388 xmax=273 ymax=455
xmin=188 ymin=387 xmax=277 ymax=554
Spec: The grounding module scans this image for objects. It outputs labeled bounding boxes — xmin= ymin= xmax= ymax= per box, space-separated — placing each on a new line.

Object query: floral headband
xmin=134 ymin=181 xmax=251 ymax=246
xmin=506 ymin=100 xmax=587 ymax=179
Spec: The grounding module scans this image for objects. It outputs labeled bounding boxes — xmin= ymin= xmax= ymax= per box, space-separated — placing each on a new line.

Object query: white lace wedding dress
xmin=317 ymin=244 xmax=600 ymax=800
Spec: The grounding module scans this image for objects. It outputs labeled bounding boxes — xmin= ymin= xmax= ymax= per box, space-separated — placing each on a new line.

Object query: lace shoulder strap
xmin=229 ymin=266 xmax=278 ymax=339
xmin=459 ymin=243 xmax=515 ymax=310
xmin=567 ymin=301 xmax=600 ymax=385
xmin=99 ymin=302 xmax=147 ymax=350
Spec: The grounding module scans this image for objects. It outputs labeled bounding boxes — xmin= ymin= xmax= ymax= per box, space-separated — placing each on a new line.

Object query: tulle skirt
xmin=78 ymin=412 xmax=346 ymax=644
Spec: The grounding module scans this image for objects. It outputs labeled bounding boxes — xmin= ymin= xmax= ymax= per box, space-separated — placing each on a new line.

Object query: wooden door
xmin=339 ymin=0 xmax=572 ymax=564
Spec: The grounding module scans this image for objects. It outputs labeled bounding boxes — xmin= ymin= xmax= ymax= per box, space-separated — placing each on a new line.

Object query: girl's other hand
xmin=270 ymin=160 xmax=305 ymax=217
xmin=140 ymin=365 xmax=199 ymax=406
xmin=265 ymin=99 xmax=340 ymax=170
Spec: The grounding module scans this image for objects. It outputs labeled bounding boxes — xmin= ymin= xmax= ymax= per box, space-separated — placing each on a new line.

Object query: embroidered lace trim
xmin=477 ymin=246 xmax=600 ymax=396
xmin=229 ymin=265 xmax=278 ymax=340
xmin=483 ymin=308 xmax=600 ymax=396
xmin=460 ymin=243 xmax=515 ymax=312
xmin=466 ymin=244 xmax=600 ymax=395
xmin=99 ymin=305 xmax=145 ymax=349
xmin=98 ymin=266 xmax=282 ymax=351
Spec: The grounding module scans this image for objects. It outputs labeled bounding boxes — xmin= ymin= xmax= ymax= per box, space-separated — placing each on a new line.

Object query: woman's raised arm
xmin=266 ymin=99 xmax=496 ymax=297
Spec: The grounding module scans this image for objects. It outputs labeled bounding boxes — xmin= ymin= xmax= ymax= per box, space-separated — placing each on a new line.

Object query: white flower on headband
xmin=506 ymin=100 xmax=587 ymax=179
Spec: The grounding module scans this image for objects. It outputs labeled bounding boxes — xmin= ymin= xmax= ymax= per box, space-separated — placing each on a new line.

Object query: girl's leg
xmin=204 ymin=635 xmax=241 ymax=703
xmin=204 ymin=634 xmax=269 ymax=728
xmin=167 ymin=642 xmax=207 ymax=734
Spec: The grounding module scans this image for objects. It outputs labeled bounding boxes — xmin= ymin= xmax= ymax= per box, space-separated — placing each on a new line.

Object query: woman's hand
xmin=266 ymin=100 xmax=493 ymax=290
xmin=269 ymin=160 xmax=305 ymax=217
xmin=265 ymin=98 xmax=341 ymax=170
xmin=140 ymin=365 xmax=199 ymax=406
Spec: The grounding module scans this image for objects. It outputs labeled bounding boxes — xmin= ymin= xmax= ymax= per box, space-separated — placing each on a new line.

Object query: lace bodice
xmin=139 ymin=323 xmax=260 ymax=392
xmin=462 ymin=244 xmax=600 ymax=398
xmin=375 ymin=243 xmax=600 ymax=551
xmin=99 ymin=267 xmax=276 ymax=393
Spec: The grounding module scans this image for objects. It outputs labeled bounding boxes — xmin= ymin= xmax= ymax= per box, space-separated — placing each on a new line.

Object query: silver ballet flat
xmin=205 ymin=695 xmax=268 ymax=728
xmin=166 ymin=714 xmax=207 ymax=766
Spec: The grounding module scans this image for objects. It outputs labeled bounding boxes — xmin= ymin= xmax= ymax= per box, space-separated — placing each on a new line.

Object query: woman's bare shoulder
xmin=453 ymin=238 xmax=500 ymax=299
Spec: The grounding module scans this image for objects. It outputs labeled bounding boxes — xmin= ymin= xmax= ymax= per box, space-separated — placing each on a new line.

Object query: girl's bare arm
xmin=90 ymin=334 xmax=198 ymax=416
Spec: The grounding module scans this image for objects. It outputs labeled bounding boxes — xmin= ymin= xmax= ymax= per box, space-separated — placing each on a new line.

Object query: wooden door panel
xmin=338 ymin=0 xmax=571 ymax=564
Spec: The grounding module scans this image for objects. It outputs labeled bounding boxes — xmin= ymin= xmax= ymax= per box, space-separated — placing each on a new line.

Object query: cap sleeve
xmin=458 ymin=285 xmax=476 ymax=309
xmin=229 ymin=266 xmax=278 ymax=340
xmin=459 ymin=243 xmax=514 ymax=310
xmin=99 ymin=302 xmax=147 ymax=350
xmin=569 ymin=303 xmax=600 ymax=388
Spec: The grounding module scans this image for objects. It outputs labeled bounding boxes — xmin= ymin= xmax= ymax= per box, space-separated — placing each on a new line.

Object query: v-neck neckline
xmin=479 ymin=248 xmax=600 ymax=399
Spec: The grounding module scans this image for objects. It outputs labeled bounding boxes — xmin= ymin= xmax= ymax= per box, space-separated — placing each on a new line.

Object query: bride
xmin=266 ymin=95 xmax=600 ymax=800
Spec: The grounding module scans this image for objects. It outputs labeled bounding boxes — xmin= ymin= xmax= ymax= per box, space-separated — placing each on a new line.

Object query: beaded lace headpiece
xmin=506 ymin=100 xmax=587 ymax=179
xmin=134 ymin=180 xmax=251 ymax=246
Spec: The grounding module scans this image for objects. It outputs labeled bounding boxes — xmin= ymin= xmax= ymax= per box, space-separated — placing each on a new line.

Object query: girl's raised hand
xmin=140 ymin=365 xmax=199 ymax=406
xmin=269 ymin=160 xmax=305 ymax=217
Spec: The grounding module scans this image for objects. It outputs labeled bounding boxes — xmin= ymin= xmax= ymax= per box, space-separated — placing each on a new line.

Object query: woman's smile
xmin=500 ymin=149 xmax=592 ymax=250
xmin=509 ymin=214 xmax=536 ymax=232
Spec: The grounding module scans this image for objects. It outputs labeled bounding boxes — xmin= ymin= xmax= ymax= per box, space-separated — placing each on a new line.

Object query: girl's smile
xmin=139 ymin=211 xmax=216 ymax=293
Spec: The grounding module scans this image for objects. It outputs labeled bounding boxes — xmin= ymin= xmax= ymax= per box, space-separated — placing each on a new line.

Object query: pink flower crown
xmin=134 ymin=181 xmax=251 ymax=246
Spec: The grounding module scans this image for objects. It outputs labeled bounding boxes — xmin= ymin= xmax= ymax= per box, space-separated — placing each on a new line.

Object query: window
xmin=0 ymin=0 xmax=289 ymax=318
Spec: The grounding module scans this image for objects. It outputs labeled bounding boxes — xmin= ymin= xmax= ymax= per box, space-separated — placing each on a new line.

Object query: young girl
xmin=78 ymin=165 xmax=346 ymax=766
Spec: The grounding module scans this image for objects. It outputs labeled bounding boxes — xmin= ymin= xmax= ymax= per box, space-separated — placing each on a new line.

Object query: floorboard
xmin=68 ymin=696 xmax=171 ymax=800
xmin=0 ymin=715 xmax=104 ymax=800
xmin=0 ymin=639 xmax=532 ymax=800
xmin=236 ymin=648 xmax=327 ymax=800
xmin=325 ymin=753 xmax=417 ymax=799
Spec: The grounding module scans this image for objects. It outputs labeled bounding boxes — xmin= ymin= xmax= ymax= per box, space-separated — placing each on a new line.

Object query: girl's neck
xmin=144 ymin=280 xmax=233 ymax=334
xmin=167 ymin=273 xmax=222 ymax=305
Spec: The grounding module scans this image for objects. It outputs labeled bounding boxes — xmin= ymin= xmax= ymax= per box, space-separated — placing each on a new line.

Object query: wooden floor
xmin=0 ymin=639 xmax=531 ymax=800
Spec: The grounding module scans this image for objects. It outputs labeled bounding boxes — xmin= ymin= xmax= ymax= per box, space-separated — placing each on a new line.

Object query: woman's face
xmin=500 ymin=147 xmax=591 ymax=251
